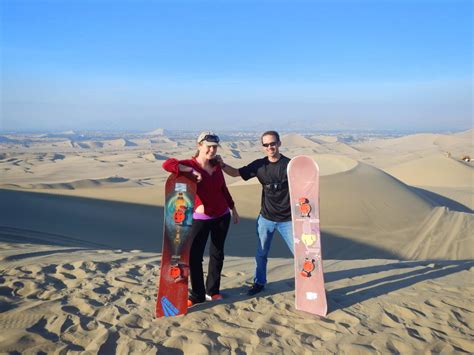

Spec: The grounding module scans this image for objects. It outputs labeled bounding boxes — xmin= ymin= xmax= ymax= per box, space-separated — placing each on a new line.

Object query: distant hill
xmin=0 ymin=135 xmax=20 ymax=143
xmin=145 ymin=128 xmax=166 ymax=136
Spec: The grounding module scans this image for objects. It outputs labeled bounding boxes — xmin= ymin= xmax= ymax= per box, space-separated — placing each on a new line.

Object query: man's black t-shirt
xmin=239 ymin=155 xmax=291 ymax=222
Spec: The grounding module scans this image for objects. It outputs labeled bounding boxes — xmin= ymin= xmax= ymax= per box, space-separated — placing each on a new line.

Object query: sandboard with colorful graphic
xmin=156 ymin=174 xmax=196 ymax=317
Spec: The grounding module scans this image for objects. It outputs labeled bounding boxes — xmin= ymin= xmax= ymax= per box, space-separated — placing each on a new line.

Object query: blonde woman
xmin=162 ymin=131 xmax=239 ymax=306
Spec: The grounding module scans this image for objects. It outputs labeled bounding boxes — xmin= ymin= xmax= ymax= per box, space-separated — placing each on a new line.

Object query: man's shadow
xmin=189 ymin=260 xmax=473 ymax=314
xmin=326 ymin=260 xmax=473 ymax=311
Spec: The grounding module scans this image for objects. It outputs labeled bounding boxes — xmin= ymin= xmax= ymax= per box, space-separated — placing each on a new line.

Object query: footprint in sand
xmin=61 ymin=323 xmax=108 ymax=352
xmin=0 ymin=285 xmax=14 ymax=297
xmin=380 ymin=310 xmax=403 ymax=328
xmin=126 ymin=294 xmax=147 ymax=306
xmin=257 ymin=314 xmax=288 ymax=328
xmin=406 ymin=326 xmax=427 ymax=342
xmin=26 ymin=317 xmax=60 ymax=342
xmin=93 ymin=285 xmax=111 ymax=295
xmin=19 ymin=265 xmax=41 ymax=275
xmin=120 ymin=314 xmax=150 ymax=329
xmin=11 ymin=280 xmax=37 ymax=298
xmin=328 ymin=309 xmax=361 ymax=328
xmin=40 ymin=314 xmax=78 ymax=339
xmin=256 ymin=327 xmax=273 ymax=338
xmin=41 ymin=265 xmax=58 ymax=274
xmin=62 ymin=305 xmax=81 ymax=316
xmin=61 ymin=263 xmax=75 ymax=271
xmin=79 ymin=261 xmax=112 ymax=274
xmin=386 ymin=338 xmax=415 ymax=354
xmin=59 ymin=272 xmax=77 ymax=280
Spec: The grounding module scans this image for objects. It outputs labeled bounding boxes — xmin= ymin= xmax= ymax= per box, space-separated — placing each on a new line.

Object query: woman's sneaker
xmin=187 ymin=298 xmax=205 ymax=307
xmin=205 ymin=294 xmax=223 ymax=301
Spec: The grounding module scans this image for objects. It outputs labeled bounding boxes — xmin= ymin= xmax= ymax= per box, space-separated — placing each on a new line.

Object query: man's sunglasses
xmin=262 ymin=141 xmax=278 ymax=148
xmin=200 ymin=135 xmax=220 ymax=143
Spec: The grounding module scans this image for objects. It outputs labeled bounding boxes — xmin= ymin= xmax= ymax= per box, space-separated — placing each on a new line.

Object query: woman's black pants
xmin=189 ymin=212 xmax=231 ymax=302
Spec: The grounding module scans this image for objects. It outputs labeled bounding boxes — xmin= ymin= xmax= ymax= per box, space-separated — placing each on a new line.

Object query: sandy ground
xmin=0 ymin=129 xmax=472 ymax=353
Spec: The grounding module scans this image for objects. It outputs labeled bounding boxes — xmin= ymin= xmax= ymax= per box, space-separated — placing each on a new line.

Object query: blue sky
xmin=1 ymin=0 xmax=472 ymax=132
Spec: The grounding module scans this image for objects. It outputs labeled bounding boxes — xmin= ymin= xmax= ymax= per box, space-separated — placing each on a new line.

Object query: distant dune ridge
xmin=145 ymin=128 xmax=165 ymax=136
xmin=386 ymin=153 xmax=473 ymax=188
xmin=282 ymin=133 xmax=324 ymax=150
xmin=0 ymin=129 xmax=473 ymax=353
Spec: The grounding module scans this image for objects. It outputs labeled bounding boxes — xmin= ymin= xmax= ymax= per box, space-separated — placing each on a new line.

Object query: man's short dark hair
xmin=261 ymin=130 xmax=280 ymax=143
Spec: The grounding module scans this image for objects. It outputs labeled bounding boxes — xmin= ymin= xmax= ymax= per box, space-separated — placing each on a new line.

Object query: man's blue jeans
xmin=253 ymin=214 xmax=294 ymax=285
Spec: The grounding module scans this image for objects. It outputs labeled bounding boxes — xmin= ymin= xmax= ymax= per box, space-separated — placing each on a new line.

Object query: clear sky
xmin=1 ymin=0 xmax=472 ymax=132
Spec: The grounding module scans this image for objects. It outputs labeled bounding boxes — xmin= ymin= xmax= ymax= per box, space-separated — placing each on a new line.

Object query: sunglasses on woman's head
xmin=262 ymin=141 xmax=278 ymax=148
xmin=201 ymin=135 xmax=220 ymax=143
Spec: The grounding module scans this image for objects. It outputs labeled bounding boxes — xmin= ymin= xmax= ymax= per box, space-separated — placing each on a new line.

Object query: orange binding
xmin=300 ymin=258 xmax=316 ymax=277
xmin=297 ymin=197 xmax=311 ymax=217
xmin=170 ymin=266 xmax=182 ymax=279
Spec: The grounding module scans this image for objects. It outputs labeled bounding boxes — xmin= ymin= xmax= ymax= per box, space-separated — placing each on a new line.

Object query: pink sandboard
xmin=287 ymin=155 xmax=327 ymax=316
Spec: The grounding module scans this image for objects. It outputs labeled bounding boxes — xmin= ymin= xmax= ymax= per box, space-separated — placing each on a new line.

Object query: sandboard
xmin=156 ymin=174 xmax=196 ymax=317
xmin=287 ymin=155 xmax=327 ymax=316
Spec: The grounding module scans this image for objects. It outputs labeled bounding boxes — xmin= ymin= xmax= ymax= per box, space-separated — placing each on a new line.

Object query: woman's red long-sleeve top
xmin=162 ymin=157 xmax=235 ymax=217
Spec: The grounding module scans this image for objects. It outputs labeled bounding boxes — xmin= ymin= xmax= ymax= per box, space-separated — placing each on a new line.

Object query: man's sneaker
xmin=206 ymin=294 xmax=223 ymax=301
xmin=247 ymin=283 xmax=265 ymax=296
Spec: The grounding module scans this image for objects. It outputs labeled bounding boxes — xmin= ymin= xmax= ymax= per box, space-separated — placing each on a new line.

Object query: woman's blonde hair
xmin=193 ymin=142 xmax=202 ymax=158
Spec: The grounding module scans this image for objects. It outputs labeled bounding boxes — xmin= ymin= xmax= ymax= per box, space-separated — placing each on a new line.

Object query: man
xmin=219 ymin=131 xmax=293 ymax=296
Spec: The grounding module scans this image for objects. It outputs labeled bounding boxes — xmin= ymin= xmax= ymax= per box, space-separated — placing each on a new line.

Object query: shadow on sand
xmin=409 ymin=186 xmax=473 ymax=213
xmin=1 ymin=188 xmax=401 ymax=260
xmin=2 ymin=189 xmax=471 ymax=315
xmin=326 ymin=259 xmax=474 ymax=311
xmin=188 ymin=260 xmax=473 ymax=314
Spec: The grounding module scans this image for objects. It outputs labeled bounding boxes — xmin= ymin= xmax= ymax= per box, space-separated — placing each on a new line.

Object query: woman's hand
xmin=178 ymin=164 xmax=202 ymax=182
xmin=231 ymin=207 xmax=240 ymax=224
xmin=191 ymin=169 xmax=202 ymax=183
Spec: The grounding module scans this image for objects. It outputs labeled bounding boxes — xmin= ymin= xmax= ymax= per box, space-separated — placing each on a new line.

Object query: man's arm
xmin=215 ymin=155 xmax=241 ymax=177
xmin=222 ymin=163 xmax=240 ymax=177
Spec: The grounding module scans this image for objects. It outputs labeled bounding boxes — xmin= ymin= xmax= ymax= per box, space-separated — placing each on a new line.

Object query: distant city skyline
xmin=1 ymin=0 xmax=472 ymax=132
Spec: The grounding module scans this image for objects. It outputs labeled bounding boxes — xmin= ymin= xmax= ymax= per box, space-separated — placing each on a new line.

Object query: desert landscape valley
xmin=0 ymin=128 xmax=472 ymax=353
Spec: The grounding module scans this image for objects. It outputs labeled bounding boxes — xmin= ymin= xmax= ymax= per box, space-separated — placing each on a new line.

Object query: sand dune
xmin=353 ymin=130 xmax=473 ymax=167
xmin=386 ymin=153 xmax=473 ymax=188
xmin=74 ymin=141 xmax=104 ymax=149
xmin=353 ymin=135 xmax=432 ymax=168
xmin=281 ymin=133 xmax=323 ymax=150
xmin=145 ymin=128 xmax=165 ymax=136
xmin=357 ymin=133 xmax=441 ymax=152
xmin=218 ymin=143 xmax=242 ymax=159
xmin=0 ymin=129 xmax=473 ymax=353
xmin=51 ymin=140 xmax=75 ymax=149
xmin=2 ymin=156 xmax=471 ymax=260
xmin=141 ymin=152 xmax=169 ymax=161
xmin=403 ymin=207 xmax=473 ymax=259
xmin=312 ymin=154 xmax=358 ymax=176
xmin=104 ymin=138 xmax=138 ymax=148
xmin=29 ymin=176 xmax=137 ymax=190
xmin=309 ymin=135 xmax=338 ymax=144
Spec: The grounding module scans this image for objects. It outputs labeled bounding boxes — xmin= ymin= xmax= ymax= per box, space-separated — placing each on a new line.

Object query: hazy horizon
xmin=1 ymin=1 xmax=472 ymax=132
